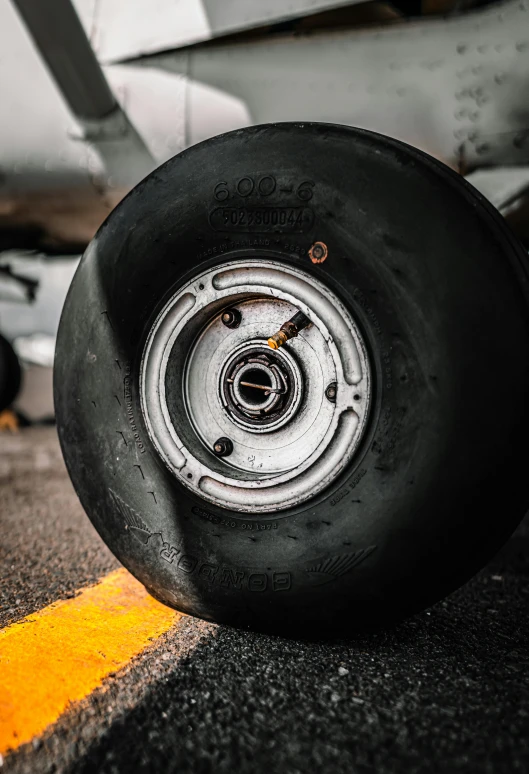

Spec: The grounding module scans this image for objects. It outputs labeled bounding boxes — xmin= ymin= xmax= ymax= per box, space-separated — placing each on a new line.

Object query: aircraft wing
xmin=73 ymin=0 xmax=368 ymax=63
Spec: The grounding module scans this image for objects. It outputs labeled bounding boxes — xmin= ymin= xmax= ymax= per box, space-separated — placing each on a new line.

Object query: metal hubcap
xmin=220 ymin=343 xmax=302 ymax=431
xmin=140 ymin=259 xmax=371 ymax=513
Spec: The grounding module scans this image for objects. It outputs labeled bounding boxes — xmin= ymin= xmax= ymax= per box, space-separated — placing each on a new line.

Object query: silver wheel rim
xmin=140 ymin=259 xmax=371 ymax=513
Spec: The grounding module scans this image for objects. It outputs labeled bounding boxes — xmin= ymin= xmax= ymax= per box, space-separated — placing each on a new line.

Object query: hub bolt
xmin=325 ymin=383 xmax=337 ymax=402
xmin=221 ymin=308 xmax=241 ymax=329
xmin=213 ymin=437 xmax=234 ymax=457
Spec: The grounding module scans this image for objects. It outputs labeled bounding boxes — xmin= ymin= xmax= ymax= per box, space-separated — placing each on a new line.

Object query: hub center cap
xmin=220 ymin=343 xmax=302 ymax=432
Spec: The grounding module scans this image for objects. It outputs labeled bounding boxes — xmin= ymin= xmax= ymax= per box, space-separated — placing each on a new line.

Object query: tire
xmin=0 ymin=332 xmax=22 ymax=413
xmin=55 ymin=123 xmax=529 ymax=635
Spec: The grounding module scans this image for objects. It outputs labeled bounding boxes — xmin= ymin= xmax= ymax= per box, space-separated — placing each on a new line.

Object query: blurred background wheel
xmin=0 ymin=332 xmax=22 ymax=414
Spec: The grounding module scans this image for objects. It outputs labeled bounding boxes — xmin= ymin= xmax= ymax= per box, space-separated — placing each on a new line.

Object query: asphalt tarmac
xmin=2 ymin=427 xmax=528 ymax=773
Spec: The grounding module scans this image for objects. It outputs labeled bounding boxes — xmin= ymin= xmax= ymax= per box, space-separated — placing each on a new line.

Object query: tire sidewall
xmin=55 ymin=124 xmax=529 ymax=632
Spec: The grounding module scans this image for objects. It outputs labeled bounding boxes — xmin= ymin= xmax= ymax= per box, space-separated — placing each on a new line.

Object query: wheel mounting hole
xmin=187 ymin=473 xmax=193 ymax=479
xmin=353 ymin=394 xmax=361 ymax=401
xmin=198 ymin=283 xmax=204 ymax=290
xmin=239 ymin=368 xmax=272 ymax=406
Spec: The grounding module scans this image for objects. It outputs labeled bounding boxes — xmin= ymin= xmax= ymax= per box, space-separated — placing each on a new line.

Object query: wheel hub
xmin=220 ymin=343 xmax=301 ymax=431
xmin=140 ymin=259 xmax=371 ymax=513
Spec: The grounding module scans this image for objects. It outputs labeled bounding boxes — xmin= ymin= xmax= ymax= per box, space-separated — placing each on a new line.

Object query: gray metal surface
xmin=10 ymin=0 xmax=154 ymax=187
xmin=72 ymin=0 xmax=367 ymax=63
xmin=140 ymin=260 xmax=371 ymax=512
xmin=147 ymin=0 xmax=529 ymax=170
xmin=11 ymin=0 xmax=116 ymax=121
xmin=3 ymin=0 xmax=529 ymax=184
xmin=466 ymin=166 xmax=529 ymax=213
xmin=1 ymin=0 xmax=528 ymax=251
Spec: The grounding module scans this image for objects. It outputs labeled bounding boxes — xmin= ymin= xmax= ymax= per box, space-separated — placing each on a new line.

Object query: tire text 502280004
xmin=209 ymin=206 xmax=314 ymax=232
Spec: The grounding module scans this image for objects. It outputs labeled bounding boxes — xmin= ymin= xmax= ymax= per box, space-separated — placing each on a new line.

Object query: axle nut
xmin=325 ymin=383 xmax=337 ymax=402
xmin=221 ymin=308 xmax=241 ymax=329
xmin=213 ymin=437 xmax=233 ymax=457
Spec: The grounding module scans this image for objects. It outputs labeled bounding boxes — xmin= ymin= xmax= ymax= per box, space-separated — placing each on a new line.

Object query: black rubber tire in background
xmin=0 ymin=332 xmax=21 ymax=413
xmin=54 ymin=123 xmax=529 ymax=636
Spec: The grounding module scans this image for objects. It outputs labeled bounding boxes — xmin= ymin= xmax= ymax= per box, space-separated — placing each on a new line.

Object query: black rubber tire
xmin=55 ymin=123 xmax=529 ymax=636
xmin=0 ymin=332 xmax=22 ymax=413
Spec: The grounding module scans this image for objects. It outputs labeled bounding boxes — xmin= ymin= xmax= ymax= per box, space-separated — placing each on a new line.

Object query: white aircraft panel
xmin=0 ymin=1 xmax=102 ymax=190
xmin=73 ymin=0 xmax=364 ymax=63
xmin=0 ymin=0 xmax=250 ymax=194
xmin=147 ymin=0 xmax=529 ymax=170
xmin=3 ymin=0 xmax=528 ymax=203
xmin=102 ymin=64 xmax=252 ymax=165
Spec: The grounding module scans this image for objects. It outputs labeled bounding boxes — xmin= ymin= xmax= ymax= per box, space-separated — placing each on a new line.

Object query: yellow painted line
xmin=0 ymin=568 xmax=182 ymax=754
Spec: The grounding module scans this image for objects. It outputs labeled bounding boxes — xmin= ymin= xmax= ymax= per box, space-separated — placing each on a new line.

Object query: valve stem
xmin=268 ymin=310 xmax=311 ymax=350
